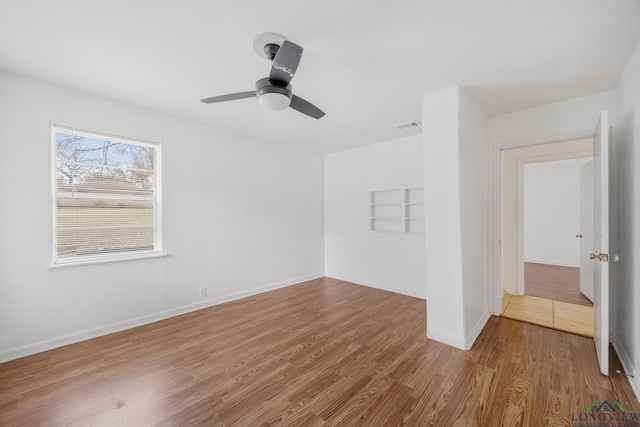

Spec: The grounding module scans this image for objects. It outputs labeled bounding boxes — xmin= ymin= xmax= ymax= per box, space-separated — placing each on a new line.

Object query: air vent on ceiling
xmin=395 ymin=121 xmax=422 ymax=130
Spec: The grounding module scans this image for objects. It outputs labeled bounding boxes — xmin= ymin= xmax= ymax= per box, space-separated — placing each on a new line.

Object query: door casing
xmin=499 ymin=139 xmax=593 ymax=297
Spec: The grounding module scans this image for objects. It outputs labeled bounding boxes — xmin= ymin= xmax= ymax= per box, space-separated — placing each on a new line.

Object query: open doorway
xmin=499 ymin=139 xmax=595 ymax=336
xmin=523 ymin=158 xmax=593 ymax=305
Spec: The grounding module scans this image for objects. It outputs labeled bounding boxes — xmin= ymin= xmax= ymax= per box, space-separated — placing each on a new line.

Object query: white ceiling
xmin=1 ymin=0 xmax=639 ymax=154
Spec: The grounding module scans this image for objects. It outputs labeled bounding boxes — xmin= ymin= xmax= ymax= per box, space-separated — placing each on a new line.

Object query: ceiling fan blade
xmin=200 ymin=91 xmax=256 ymax=103
xmin=289 ymin=95 xmax=325 ymax=119
xmin=270 ymin=40 xmax=303 ymax=85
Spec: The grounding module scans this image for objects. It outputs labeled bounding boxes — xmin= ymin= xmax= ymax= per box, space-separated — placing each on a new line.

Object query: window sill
xmin=50 ymin=251 xmax=168 ymax=269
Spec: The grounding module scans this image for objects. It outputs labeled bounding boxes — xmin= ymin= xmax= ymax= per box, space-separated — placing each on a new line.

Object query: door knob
xmin=590 ymin=253 xmax=610 ymax=261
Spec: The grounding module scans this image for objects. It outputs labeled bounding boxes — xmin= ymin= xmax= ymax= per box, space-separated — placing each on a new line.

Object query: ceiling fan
xmin=201 ymin=32 xmax=325 ymax=119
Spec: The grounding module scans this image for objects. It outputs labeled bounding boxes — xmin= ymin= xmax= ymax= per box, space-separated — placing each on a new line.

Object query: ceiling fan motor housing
xmin=263 ymin=43 xmax=280 ymax=61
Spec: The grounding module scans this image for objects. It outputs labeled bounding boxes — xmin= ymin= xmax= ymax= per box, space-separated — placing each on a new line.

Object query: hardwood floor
xmin=525 ymin=262 xmax=592 ymax=306
xmin=502 ymin=293 xmax=594 ymax=337
xmin=1 ymin=278 xmax=637 ymax=426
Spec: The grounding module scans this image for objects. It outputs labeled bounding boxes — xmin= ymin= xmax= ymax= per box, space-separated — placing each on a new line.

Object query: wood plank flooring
xmin=525 ymin=262 xmax=592 ymax=306
xmin=502 ymin=293 xmax=594 ymax=337
xmin=1 ymin=278 xmax=637 ymax=426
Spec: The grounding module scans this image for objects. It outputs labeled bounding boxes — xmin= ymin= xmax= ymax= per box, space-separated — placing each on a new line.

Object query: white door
xmin=592 ymin=111 xmax=610 ymax=376
xmin=579 ymin=161 xmax=594 ymax=302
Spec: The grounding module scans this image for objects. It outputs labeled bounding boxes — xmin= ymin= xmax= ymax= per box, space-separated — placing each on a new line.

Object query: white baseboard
xmin=426 ymin=329 xmax=466 ymax=350
xmin=325 ymin=273 xmax=427 ymax=300
xmin=0 ymin=273 xmax=324 ymax=364
xmin=465 ymin=310 xmax=491 ymax=350
xmin=426 ymin=310 xmax=491 ymax=351
xmin=524 ymin=258 xmax=580 ymax=268
xmin=612 ymin=335 xmax=640 ymax=402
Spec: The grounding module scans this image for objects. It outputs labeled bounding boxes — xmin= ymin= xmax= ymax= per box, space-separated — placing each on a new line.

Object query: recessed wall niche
xmin=370 ymin=188 xmax=424 ymax=233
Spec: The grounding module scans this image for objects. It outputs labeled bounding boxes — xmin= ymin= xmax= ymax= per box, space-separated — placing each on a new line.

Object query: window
xmin=52 ymin=126 xmax=162 ymax=265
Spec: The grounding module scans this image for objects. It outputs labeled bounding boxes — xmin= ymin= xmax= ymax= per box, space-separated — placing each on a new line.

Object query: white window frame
xmin=51 ymin=125 xmax=164 ymax=267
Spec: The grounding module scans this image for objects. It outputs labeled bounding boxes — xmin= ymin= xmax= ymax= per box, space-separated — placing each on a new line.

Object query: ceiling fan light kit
xmin=257 ymin=92 xmax=291 ymax=111
xmin=201 ymin=32 xmax=325 ymax=119
xmin=256 ymin=77 xmax=292 ymax=111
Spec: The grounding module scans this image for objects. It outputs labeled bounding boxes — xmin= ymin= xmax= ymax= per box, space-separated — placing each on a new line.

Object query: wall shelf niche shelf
xmin=370 ymin=188 xmax=424 ymax=233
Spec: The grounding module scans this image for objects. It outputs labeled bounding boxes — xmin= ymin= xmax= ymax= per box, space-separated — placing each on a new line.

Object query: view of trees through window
xmin=54 ymin=129 xmax=159 ymax=260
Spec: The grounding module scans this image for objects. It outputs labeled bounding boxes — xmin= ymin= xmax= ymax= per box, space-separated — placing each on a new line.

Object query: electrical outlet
xmin=199 ymin=287 xmax=206 ymax=298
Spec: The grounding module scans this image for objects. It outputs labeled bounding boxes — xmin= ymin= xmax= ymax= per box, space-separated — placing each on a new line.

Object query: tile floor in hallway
xmin=502 ymin=293 xmax=594 ymax=337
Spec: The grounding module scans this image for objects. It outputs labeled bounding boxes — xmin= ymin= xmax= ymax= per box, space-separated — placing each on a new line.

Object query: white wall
xmin=0 ymin=71 xmax=325 ymax=362
xmin=490 ymin=91 xmax=617 ymax=147
xmin=458 ymin=90 xmax=491 ymax=341
xmin=524 ymin=159 xmax=590 ymax=267
xmin=423 ymin=88 xmax=465 ymax=347
xmin=488 ymin=90 xmax=618 ymax=313
xmin=324 ymin=135 xmax=426 ymax=298
xmin=422 ymin=87 xmax=489 ymax=350
xmin=614 ymin=40 xmax=640 ymax=398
